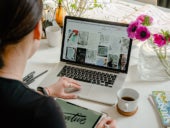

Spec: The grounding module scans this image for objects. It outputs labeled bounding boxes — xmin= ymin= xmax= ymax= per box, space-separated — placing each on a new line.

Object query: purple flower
xmin=135 ymin=25 xmax=151 ymax=41
xmin=153 ymin=34 xmax=166 ymax=47
xmin=136 ymin=14 xmax=153 ymax=26
xmin=127 ymin=20 xmax=140 ymax=38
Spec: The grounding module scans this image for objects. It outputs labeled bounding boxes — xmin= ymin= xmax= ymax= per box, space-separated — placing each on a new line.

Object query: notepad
xmin=55 ymin=98 xmax=106 ymax=128
xmin=149 ymin=91 xmax=170 ymax=128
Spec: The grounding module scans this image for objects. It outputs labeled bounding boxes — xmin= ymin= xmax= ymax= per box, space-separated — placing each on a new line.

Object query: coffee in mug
xmin=121 ymin=96 xmax=135 ymax=101
xmin=116 ymin=88 xmax=139 ymax=116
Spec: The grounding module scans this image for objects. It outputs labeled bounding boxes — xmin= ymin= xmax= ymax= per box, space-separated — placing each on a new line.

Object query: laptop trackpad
xmin=74 ymin=82 xmax=92 ymax=96
xmin=83 ymin=86 xmax=116 ymax=105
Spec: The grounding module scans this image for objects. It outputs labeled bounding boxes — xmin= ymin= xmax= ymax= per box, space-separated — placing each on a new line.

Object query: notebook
xmin=55 ymin=98 xmax=106 ymax=128
xmin=41 ymin=16 xmax=132 ymax=105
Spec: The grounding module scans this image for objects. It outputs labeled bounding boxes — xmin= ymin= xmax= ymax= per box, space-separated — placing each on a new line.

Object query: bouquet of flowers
xmin=127 ymin=14 xmax=170 ymax=78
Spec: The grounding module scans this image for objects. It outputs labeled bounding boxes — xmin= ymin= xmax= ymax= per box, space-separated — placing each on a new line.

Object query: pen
xmin=23 ymin=71 xmax=35 ymax=81
xmin=32 ymin=70 xmax=48 ymax=80
xmin=24 ymin=78 xmax=35 ymax=86
xmin=24 ymin=70 xmax=48 ymax=86
xmin=23 ymin=75 xmax=34 ymax=83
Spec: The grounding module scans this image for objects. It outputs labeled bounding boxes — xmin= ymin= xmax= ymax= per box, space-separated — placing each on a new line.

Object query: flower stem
xmin=149 ymin=38 xmax=170 ymax=77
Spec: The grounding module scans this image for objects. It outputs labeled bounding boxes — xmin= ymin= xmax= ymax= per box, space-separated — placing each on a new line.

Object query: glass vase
xmin=137 ymin=40 xmax=170 ymax=81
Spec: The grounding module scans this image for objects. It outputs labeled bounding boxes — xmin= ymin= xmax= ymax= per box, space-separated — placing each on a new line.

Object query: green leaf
xmin=143 ymin=16 xmax=151 ymax=26
xmin=70 ymin=4 xmax=77 ymax=10
xmin=161 ymin=30 xmax=170 ymax=41
xmin=58 ymin=0 xmax=63 ymax=4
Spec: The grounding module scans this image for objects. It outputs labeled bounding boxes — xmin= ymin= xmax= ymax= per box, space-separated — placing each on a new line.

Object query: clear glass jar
xmin=137 ymin=41 xmax=170 ymax=81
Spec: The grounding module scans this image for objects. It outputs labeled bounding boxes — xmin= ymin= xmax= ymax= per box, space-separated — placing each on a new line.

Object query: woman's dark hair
xmin=0 ymin=0 xmax=43 ymax=68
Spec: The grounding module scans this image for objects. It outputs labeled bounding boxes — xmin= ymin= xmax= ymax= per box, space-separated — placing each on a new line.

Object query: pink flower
xmin=136 ymin=14 xmax=153 ymax=26
xmin=135 ymin=25 xmax=151 ymax=41
xmin=127 ymin=21 xmax=140 ymax=38
xmin=126 ymin=14 xmax=170 ymax=73
xmin=153 ymin=34 xmax=166 ymax=47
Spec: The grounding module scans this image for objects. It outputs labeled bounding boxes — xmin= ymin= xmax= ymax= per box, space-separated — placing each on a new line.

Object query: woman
xmin=0 ymin=0 xmax=117 ymax=128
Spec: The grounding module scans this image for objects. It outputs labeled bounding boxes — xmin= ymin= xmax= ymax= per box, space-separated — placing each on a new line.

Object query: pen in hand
xmin=23 ymin=70 xmax=48 ymax=86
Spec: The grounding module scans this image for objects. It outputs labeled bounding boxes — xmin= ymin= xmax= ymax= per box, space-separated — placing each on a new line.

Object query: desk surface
xmin=24 ymin=1 xmax=170 ymax=128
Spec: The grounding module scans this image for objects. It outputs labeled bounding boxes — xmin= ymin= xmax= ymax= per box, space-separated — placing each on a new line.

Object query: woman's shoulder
xmin=0 ymin=77 xmax=56 ymax=108
xmin=33 ymin=97 xmax=66 ymax=128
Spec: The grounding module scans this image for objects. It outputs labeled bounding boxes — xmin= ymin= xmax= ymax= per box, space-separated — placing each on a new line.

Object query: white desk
xmin=24 ymin=1 xmax=170 ymax=128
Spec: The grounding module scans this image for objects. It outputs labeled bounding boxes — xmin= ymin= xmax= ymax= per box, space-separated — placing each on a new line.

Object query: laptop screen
xmin=61 ymin=16 xmax=132 ymax=73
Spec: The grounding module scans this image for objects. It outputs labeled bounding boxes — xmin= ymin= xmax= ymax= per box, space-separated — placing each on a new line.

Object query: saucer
xmin=116 ymin=104 xmax=138 ymax=116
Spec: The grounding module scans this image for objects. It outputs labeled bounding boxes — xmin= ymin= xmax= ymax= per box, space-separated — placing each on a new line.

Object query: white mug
xmin=45 ymin=26 xmax=62 ymax=47
xmin=117 ymin=88 xmax=139 ymax=115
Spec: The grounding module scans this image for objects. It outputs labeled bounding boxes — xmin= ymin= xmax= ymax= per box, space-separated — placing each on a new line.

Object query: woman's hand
xmin=96 ymin=116 xmax=117 ymax=128
xmin=45 ymin=76 xmax=81 ymax=99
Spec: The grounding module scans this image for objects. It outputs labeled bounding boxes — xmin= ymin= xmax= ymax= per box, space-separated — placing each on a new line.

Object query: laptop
xmin=41 ymin=16 xmax=132 ymax=105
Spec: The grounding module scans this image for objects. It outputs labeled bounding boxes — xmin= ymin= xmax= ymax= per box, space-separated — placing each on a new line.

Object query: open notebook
xmin=41 ymin=16 xmax=132 ymax=105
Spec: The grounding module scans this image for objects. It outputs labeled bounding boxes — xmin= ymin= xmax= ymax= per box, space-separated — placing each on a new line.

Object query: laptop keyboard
xmin=57 ymin=66 xmax=117 ymax=88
